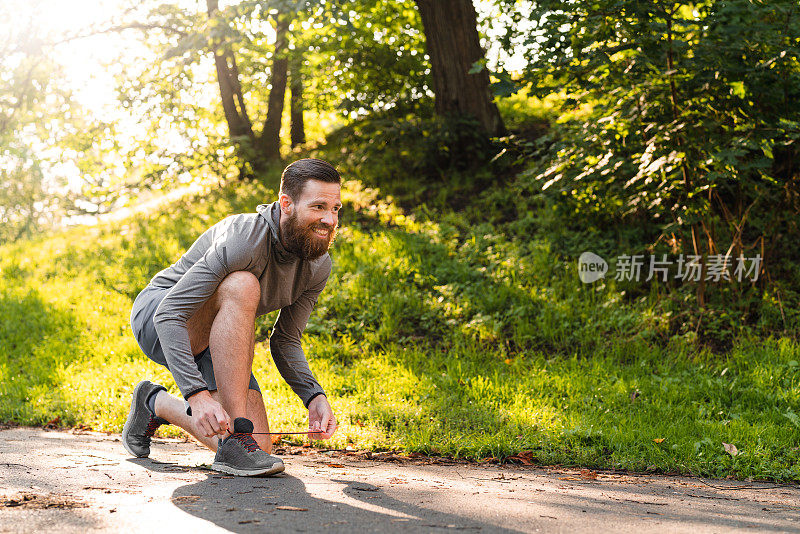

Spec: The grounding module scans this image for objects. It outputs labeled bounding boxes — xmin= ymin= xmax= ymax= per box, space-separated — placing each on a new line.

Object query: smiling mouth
xmin=312 ymin=227 xmax=330 ymax=238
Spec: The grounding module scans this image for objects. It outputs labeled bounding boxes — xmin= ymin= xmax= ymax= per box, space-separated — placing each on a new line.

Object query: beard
xmin=282 ymin=211 xmax=337 ymax=261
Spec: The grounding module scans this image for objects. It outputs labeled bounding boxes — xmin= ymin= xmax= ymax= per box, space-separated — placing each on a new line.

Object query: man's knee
xmin=218 ymin=271 xmax=260 ymax=309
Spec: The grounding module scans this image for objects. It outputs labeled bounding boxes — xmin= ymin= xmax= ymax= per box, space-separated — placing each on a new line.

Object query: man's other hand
xmin=188 ymin=391 xmax=231 ymax=438
xmin=308 ymin=395 xmax=337 ymax=439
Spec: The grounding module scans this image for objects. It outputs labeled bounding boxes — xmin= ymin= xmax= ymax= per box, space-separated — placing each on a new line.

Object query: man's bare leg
xmin=149 ymin=271 xmax=267 ymax=451
xmin=152 ymin=392 xmax=219 ymax=450
xmin=150 ymin=389 xmax=272 ymax=453
xmin=206 ymin=271 xmax=259 ymax=422
xmin=243 ymin=389 xmax=273 ymax=453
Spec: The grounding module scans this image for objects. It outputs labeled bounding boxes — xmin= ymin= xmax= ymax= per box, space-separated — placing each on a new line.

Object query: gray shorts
xmin=130 ymin=285 xmax=260 ymax=394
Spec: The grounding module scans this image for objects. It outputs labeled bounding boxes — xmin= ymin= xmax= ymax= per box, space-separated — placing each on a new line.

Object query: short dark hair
xmin=279 ymin=158 xmax=341 ymax=201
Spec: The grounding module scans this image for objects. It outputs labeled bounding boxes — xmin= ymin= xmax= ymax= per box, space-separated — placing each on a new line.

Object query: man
xmin=124 ymin=158 xmax=340 ymax=476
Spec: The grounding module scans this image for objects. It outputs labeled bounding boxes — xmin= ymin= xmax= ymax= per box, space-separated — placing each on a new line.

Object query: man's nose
xmin=321 ymin=211 xmax=336 ymax=227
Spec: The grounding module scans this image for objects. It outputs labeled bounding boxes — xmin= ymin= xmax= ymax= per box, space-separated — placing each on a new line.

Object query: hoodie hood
xmin=256 ymin=201 xmax=298 ymax=264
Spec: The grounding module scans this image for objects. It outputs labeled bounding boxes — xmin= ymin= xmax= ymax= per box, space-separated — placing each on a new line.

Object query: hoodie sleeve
xmin=269 ymin=256 xmax=331 ymax=407
xmin=153 ymin=222 xmax=260 ymax=399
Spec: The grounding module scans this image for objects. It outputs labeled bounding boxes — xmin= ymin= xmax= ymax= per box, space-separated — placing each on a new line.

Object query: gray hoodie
xmin=149 ymin=201 xmax=329 ymax=407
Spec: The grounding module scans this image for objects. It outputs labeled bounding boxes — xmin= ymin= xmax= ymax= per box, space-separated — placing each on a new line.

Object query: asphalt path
xmin=0 ymin=427 xmax=797 ymax=533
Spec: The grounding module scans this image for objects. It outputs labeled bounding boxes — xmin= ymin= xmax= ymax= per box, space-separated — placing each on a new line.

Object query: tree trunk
xmin=289 ymin=53 xmax=306 ymax=148
xmin=414 ymin=0 xmax=505 ymax=136
xmin=257 ymin=13 xmax=290 ymax=162
xmin=205 ymin=0 xmax=254 ymax=142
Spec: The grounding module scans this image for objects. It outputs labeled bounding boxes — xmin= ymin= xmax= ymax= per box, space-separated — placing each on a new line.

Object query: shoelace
xmin=143 ymin=416 xmax=163 ymax=438
xmin=231 ymin=432 xmax=261 ymax=453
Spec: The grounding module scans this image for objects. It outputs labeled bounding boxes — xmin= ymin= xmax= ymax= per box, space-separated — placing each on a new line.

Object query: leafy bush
xmin=503 ymin=0 xmax=800 ymax=311
xmin=326 ymin=106 xmax=503 ymax=208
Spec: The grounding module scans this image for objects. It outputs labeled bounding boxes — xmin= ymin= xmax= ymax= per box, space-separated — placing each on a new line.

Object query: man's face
xmin=280 ymin=180 xmax=342 ymax=261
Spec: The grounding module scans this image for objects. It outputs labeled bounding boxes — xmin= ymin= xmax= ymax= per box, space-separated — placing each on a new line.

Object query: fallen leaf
xmin=507 ymin=451 xmax=535 ymax=465
xmin=722 ymin=442 xmax=739 ymax=457
xmin=270 ymin=434 xmax=282 ymax=445
xmin=326 ymin=463 xmax=345 ymax=468
xmin=44 ymin=416 xmax=61 ymax=429
xmin=653 ymin=438 xmax=665 ymax=443
xmin=276 ymin=506 xmax=308 ymax=511
xmin=580 ymin=469 xmax=598 ymax=480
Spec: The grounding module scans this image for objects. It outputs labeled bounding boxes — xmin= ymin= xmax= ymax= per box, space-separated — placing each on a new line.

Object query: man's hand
xmin=308 ymin=395 xmax=337 ymax=439
xmin=188 ymin=391 xmax=232 ymax=438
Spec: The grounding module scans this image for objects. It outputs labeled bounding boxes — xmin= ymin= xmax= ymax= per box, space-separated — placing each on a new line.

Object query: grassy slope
xmin=1 ymin=172 xmax=799 ymax=481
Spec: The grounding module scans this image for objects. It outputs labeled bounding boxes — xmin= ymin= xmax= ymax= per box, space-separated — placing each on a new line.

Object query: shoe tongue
xmin=233 ymin=417 xmax=254 ymax=434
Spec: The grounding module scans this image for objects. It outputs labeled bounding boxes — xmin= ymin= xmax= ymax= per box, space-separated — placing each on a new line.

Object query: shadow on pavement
xmin=129 ymin=458 xmax=520 ymax=533
xmin=124 ymin=453 xmax=800 ymax=533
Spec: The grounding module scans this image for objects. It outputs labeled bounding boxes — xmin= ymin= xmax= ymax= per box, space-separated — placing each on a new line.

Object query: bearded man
xmin=123 ymin=158 xmax=340 ymax=476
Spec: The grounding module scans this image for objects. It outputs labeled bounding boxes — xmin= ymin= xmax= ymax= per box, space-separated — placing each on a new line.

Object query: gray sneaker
xmin=122 ymin=380 xmax=168 ymax=458
xmin=211 ymin=417 xmax=285 ymax=477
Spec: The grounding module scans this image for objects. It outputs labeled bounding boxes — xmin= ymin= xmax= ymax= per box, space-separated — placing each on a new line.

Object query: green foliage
xmin=0 ymin=12 xmax=69 ymax=242
xmin=1 ymin=171 xmax=798 ymax=480
xmin=529 ymin=1 xmax=800 ymax=228
xmin=490 ymin=0 xmax=800 ymax=341
xmin=0 ymin=3 xmax=127 ymax=235
xmin=494 ymin=87 xmax=559 ymax=135
xmin=0 ymin=146 xmax=56 ymax=243
xmin=116 ymin=0 xmax=431 ymax=188
xmin=326 ymin=107 xmax=508 ymax=209
xmin=302 ymin=0 xmax=430 ymax=116
xmin=114 ymin=2 xmax=244 ymax=189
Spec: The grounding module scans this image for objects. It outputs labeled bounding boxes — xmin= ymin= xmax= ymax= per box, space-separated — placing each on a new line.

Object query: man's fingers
xmin=218 ymin=406 xmax=232 ymax=430
xmin=206 ymin=418 xmax=219 ymax=437
xmin=208 ymin=416 xmax=222 ymax=435
xmin=322 ymin=419 xmax=336 ymax=439
xmin=198 ymin=419 xmax=213 ymax=438
xmin=308 ymin=420 xmax=322 ymax=438
xmin=320 ymin=411 xmax=330 ymax=432
xmin=216 ymin=413 xmax=230 ymax=435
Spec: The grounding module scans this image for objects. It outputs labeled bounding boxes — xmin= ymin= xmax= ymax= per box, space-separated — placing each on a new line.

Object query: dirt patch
xmin=1 ymin=493 xmax=87 ymax=510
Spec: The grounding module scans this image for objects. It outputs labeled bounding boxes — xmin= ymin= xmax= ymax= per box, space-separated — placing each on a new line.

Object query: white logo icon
xmin=578 ymin=252 xmax=608 ymax=283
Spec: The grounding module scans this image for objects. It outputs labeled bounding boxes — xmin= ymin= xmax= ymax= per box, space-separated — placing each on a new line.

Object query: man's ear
xmin=279 ymin=192 xmax=293 ymax=214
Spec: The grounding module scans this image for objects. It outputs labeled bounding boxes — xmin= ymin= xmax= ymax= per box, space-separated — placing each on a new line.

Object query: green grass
xmin=1 ymin=170 xmax=798 ymax=482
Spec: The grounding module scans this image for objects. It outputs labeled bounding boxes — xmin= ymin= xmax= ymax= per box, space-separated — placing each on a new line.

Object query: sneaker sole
xmin=122 ymin=381 xmax=149 ymax=458
xmin=210 ymin=460 xmax=285 ymax=477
